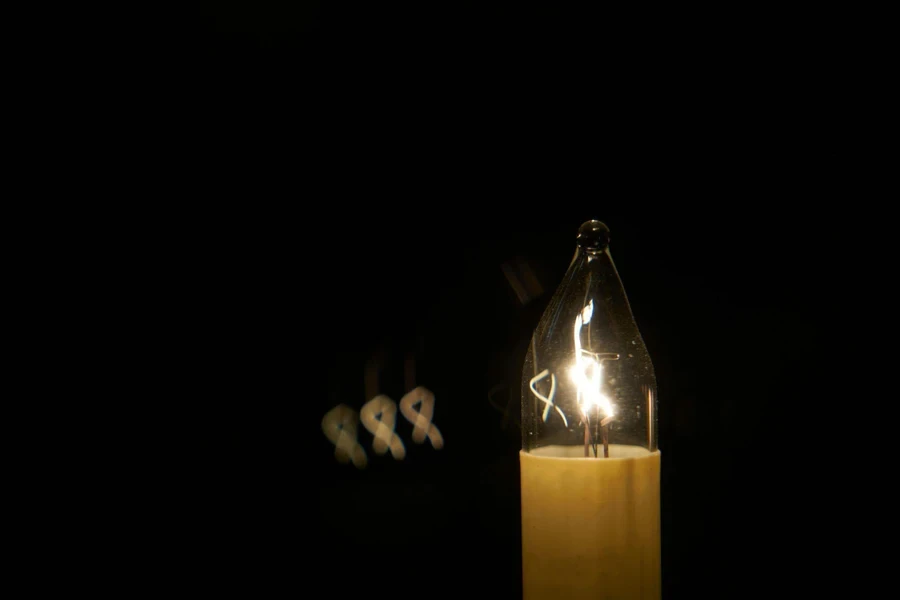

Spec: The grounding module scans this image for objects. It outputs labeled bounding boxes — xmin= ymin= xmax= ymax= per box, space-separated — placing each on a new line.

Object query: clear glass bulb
xmin=521 ymin=220 xmax=657 ymax=456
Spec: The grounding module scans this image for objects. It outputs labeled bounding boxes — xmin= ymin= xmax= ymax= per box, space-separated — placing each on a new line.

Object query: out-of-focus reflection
xmin=501 ymin=257 xmax=544 ymax=305
xmin=361 ymin=395 xmax=405 ymax=459
xmin=400 ymin=386 xmax=443 ymax=449
xmin=399 ymin=352 xmax=442 ymax=449
xmin=488 ymin=383 xmax=519 ymax=430
xmin=321 ymin=353 xmax=443 ymax=466
xmin=321 ymin=404 xmax=367 ymax=469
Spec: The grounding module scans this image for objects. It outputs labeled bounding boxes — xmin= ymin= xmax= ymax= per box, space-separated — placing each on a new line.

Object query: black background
xmin=173 ymin=3 xmax=856 ymax=599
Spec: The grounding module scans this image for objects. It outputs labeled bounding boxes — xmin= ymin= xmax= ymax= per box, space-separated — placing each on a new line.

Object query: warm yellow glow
xmin=569 ymin=359 xmax=615 ymax=417
xmin=572 ymin=300 xmax=614 ymax=418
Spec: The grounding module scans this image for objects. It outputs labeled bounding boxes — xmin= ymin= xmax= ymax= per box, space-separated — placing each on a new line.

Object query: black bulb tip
xmin=576 ymin=220 xmax=610 ymax=253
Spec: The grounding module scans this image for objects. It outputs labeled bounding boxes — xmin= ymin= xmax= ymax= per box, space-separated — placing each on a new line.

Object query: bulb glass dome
xmin=521 ymin=220 xmax=657 ymax=456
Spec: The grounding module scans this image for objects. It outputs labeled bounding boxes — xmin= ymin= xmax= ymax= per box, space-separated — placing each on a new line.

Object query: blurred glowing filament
xmin=399 ymin=386 xmax=444 ymax=449
xmin=360 ymin=394 xmax=406 ymax=459
xmin=322 ymin=404 xmax=368 ymax=469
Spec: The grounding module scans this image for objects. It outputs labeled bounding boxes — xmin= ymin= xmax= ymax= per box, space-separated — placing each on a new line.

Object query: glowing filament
xmin=571 ymin=300 xmax=615 ymax=418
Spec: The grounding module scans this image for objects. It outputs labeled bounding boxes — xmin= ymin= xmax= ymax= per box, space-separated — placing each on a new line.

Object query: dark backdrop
xmin=172 ymin=3 xmax=850 ymax=599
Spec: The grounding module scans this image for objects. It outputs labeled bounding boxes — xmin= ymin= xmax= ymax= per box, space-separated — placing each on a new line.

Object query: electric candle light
xmin=521 ymin=221 xmax=660 ymax=600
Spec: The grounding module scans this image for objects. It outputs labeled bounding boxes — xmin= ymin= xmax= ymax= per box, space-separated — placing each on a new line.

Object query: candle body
xmin=520 ymin=445 xmax=660 ymax=600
